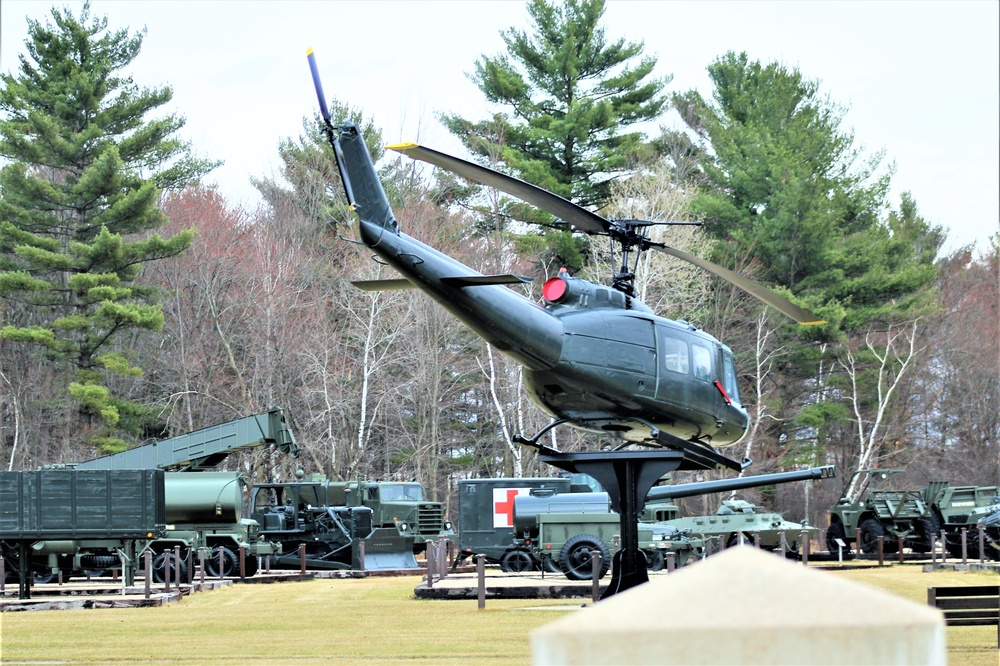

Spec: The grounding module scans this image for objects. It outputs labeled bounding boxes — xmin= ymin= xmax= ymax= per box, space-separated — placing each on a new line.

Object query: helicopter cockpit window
xmin=692 ymin=342 xmax=713 ymax=381
xmin=722 ymin=350 xmax=742 ymax=404
xmin=662 ymin=336 xmax=689 ymax=374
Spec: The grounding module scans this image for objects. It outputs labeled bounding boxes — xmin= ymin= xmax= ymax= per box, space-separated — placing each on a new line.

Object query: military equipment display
xmin=326 ymin=480 xmax=454 ymax=552
xmin=306 ymin=50 xmax=828 ymax=595
xmin=69 ymin=408 xmax=298 ymax=581
xmin=512 ymin=491 xmax=707 ymax=579
xmin=922 ymin=481 xmax=1000 ymax=558
xmin=827 ymin=469 xmax=936 ymax=554
xmin=0 ymin=469 xmax=165 ymax=598
xmin=250 ymin=476 xmax=419 ymax=570
xmin=455 ymin=466 xmax=833 ymax=577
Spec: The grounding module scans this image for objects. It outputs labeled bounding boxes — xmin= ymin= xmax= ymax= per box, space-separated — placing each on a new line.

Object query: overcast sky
xmin=2 ymin=0 xmax=997 ymax=254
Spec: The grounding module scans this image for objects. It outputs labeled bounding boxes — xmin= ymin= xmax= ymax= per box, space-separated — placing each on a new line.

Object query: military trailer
xmin=922 ymin=481 xmax=1000 ymax=558
xmin=827 ymin=469 xmax=935 ymax=554
xmin=0 ymin=469 xmax=165 ymax=598
xmin=250 ymin=477 xmax=419 ymax=570
xmin=326 ymin=479 xmax=453 ymax=552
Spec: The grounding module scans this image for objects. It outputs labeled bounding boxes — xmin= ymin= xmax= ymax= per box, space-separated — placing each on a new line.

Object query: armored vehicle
xmin=827 ymin=469 xmax=935 ymax=554
xmin=643 ymin=498 xmax=816 ymax=551
xmin=326 ymin=479 xmax=453 ymax=552
xmin=922 ymin=481 xmax=1000 ymax=558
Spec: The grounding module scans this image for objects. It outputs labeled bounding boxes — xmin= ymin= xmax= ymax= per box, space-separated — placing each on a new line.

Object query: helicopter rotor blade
xmin=388 ymin=142 xmax=609 ymax=234
xmin=651 ymin=243 xmax=825 ymax=325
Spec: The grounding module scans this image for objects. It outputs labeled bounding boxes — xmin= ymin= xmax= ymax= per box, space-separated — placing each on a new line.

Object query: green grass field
xmin=0 ymin=565 xmax=996 ymax=664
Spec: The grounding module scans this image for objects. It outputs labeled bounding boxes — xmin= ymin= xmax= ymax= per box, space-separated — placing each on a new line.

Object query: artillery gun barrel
xmin=645 ymin=466 xmax=835 ymax=503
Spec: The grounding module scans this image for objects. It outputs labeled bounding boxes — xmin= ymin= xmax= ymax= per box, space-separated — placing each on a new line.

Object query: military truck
xmin=827 ymin=469 xmax=935 ymax=554
xmin=0 ymin=469 xmax=165 ymax=597
xmin=922 ymin=481 xmax=1000 ymax=558
xmin=325 ymin=479 xmax=454 ymax=552
xmin=455 ymin=476 xmax=575 ymax=570
xmin=643 ymin=498 xmax=817 ymax=552
xmin=250 ymin=476 xmax=418 ymax=570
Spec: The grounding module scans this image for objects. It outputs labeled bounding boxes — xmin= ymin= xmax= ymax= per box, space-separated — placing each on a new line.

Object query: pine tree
xmin=440 ymin=0 xmax=669 ymax=271
xmin=0 ymin=2 xmax=218 ymax=453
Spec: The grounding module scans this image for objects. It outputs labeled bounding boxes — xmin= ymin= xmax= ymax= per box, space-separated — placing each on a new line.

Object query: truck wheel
xmin=858 ymin=518 xmax=885 ymax=554
xmin=205 ymin=546 xmax=238 ymax=577
xmin=242 ymin=555 xmax=259 ymax=577
xmin=645 ymin=550 xmax=665 ymax=572
xmin=826 ymin=521 xmax=849 ymax=554
xmin=916 ymin=514 xmax=942 ymax=553
xmin=152 ymin=552 xmax=187 ymax=584
xmin=559 ymin=535 xmax=610 ymax=581
xmin=500 ymin=550 xmax=535 ymax=573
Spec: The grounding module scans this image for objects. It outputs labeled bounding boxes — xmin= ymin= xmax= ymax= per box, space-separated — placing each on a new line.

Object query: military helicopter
xmin=306 ymin=50 xmax=824 ymax=474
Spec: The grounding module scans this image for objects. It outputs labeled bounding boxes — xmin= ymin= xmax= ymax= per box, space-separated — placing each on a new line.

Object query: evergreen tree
xmin=440 ymin=0 xmax=670 ymax=270
xmin=0 ymin=2 xmax=218 ymax=453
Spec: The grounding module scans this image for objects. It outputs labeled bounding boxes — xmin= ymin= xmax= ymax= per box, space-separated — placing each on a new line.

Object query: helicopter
xmin=306 ymin=50 xmax=824 ymax=474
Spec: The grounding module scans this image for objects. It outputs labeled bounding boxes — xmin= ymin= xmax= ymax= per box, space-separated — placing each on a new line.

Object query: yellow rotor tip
xmin=387 ymin=142 xmax=419 ymax=152
xmin=306 ymin=47 xmax=314 ymax=55
xmin=800 ymin=320 xmax=827 ymax=326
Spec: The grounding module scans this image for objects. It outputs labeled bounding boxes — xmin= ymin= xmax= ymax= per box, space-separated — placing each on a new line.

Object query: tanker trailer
xmin=148 ymin=472 xmax=279 ymax=582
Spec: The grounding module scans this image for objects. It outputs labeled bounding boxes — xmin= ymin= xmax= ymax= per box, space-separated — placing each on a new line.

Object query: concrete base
xmin=531 ymin=546 xmax=946 ymax=665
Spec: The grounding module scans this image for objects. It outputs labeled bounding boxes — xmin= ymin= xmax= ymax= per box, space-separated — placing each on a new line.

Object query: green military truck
xmin=326 ymin=479 xmax=454 ymax=552
xmin=827 ymin=469 xmax=935 ymax=554
xmin=923 ymin=482 xmax=1000 ymax=558
xmin=455 ymin=476 xmax=576 ymax=569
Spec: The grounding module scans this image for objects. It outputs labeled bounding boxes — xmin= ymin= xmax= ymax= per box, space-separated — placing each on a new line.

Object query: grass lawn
xmin=0 ymin=565 xmax=996 ymax=664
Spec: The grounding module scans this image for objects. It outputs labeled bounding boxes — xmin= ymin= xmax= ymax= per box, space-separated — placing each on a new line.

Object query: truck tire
xmin=910 ymin=516 xmax=938 ymax=554
xmin=542 ymin=555 xmax=562 ymax=574
xmin=500 ymin=549 xmax=535 ymax=573
xmin=826 ymin=521 xmax=849 ymax=554
xmin=205 ymin=546 xmax=238 ymax=577
xmin=152 ymin=552 xmax=187 ymax=584
xmin=559 ymin=535 xmax=610 ymax=581
xmin=645 ymin=549 xmax=665 ymax=572
xmin=858 ymin=518 xmax=885 ymax=554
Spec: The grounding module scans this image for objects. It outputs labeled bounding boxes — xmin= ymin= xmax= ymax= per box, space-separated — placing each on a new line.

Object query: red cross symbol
xmin=493 ymin=488 xmax=522 ymax=528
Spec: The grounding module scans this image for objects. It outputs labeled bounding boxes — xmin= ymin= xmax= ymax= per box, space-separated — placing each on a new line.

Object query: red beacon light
xmin=542 ymin=268 xmax=570 ymax=303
